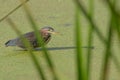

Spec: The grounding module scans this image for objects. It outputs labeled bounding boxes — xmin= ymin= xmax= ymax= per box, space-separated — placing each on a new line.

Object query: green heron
xmin=5 ymin=27 xmax=57 ymax=49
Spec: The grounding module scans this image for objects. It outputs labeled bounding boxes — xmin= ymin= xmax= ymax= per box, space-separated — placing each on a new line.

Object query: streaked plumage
xmin=5 ymin=27 xmax=55 ymax=49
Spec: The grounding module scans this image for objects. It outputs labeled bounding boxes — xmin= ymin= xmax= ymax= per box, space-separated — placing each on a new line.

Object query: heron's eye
xmin=49 ymin=29 xmax=53 ymax=32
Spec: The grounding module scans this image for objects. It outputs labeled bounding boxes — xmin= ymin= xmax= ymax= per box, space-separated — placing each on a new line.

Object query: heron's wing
xmin=15 ymin=32 xmax=38 ymax=48
xmin=24 ymin=32 xmax=36 ymax=42
xmin=18 ymin=32 xmax=51 ymax=48
xmin=24 ymin=32 xmax=40 ymax=47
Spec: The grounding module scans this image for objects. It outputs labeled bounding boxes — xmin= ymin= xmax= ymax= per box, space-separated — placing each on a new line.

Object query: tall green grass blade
xmin=106 ymin=0 xmax=120 ymax=40
xmin=74 ymin=0 xmax=107 ymax=44
xmin=100 ymin=21 xmax=112 ymax=80
xmin=106 ymin=0 xmax=120 ymax=72
xmin=101 ymin=19 xmax=113 ymax=80
xmin=0 ymin=0 xmax=29 ymax=22
xmin=75 ymin=5 xmax=87 ymax=80
xmin=109 ymin=0 xmax=120 ymax=72
xmin=6 ymin=18 xmax=46 ymax=80
xmin=101 ymin=0 xmax=120 ymax=79
xmin=19 ymin=0 xmax=58 ymax=80
xmin=106 ymin=0 xmax=120 ymax=19
xmin=87 ymin=0 xmax=94 ymax=79
xmin=74 ymin=0 xmax=120 ymax=75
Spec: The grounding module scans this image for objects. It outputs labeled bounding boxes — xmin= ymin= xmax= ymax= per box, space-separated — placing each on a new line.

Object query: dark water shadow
xmin=35 ymin=46 xmax=95 ymax=51
xmin=35 ymin=46 xmax=76 ymax=51
xmin=17 ymin=46 xmax=94 ymax=51
xmin=4 ymin=46 xmax=94 ymax=57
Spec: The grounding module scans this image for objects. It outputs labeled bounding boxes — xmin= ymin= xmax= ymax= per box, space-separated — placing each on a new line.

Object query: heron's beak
xmin=47 ymin=31 xmax=59 ymax=34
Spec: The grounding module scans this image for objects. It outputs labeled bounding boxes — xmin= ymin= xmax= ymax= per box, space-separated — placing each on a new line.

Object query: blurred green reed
xmin=20 ymin=0 xmax=58 ymax=79
xmin=100 ymin=0 xmax=119 ymax=80
xmin=87 ymin=0 xmax=94 ymax=79
xmin=100 ymin=18 xmax=113 ymax=80
xmin=75 ymin=0 xmax=120 ymax=80
xmin=74 ymin=0 xmax=107 ymax=43
xmin=0 ymin=0 xmax=29 ymax=22
xmin=6 ymin=18 xmax=46 ymax=80
xmin=2 ymin=0 xmax=120 ymax=80
xmin=5 ymin=0 xmax=58 ymax=80
xmin=75 ymin=5 xmax=87 ymax=80
xmin=106 ymin=0 xmax=120 ymax=40
xmin=107 ymin=0 xmax=120 ymax=72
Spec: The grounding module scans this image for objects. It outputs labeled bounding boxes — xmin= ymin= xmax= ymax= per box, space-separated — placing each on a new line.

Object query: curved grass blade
xmin=100 ymin=20 xmax=113 ymax=80
xmin=74 ymin=0 xmax=120 ymax=75
xmin=74 ymin=0 xmax=107 ymax=44
xmin=101 ymin=0 xmax=120 ymax=79
xmin=6 ymin=18 xmax=46 ymax=80
xmin=0 ymin=0 xmax=29 ymax=22
xmin=19 ymin=0 xmax=58 ymax=80
xmin=105 ymin=0 xmax=120 ymax=72
xmin=105 ymin=0 xmax=120 ymax=40
xmin=106 ymin=0 xmax=120 ymax=19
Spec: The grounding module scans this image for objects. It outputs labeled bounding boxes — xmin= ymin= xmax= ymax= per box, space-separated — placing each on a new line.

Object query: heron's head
xmin=40 ymin=27 xmax=57 ymax=35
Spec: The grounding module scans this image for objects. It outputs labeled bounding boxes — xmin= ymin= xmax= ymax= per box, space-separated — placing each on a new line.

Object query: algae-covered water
xmin=0 ymin=0 xmax=119 ymax=80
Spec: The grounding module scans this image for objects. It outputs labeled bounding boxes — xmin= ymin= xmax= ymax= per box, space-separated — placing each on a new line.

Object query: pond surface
xmin=0 ymin=0 xmax=119 ymax=80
